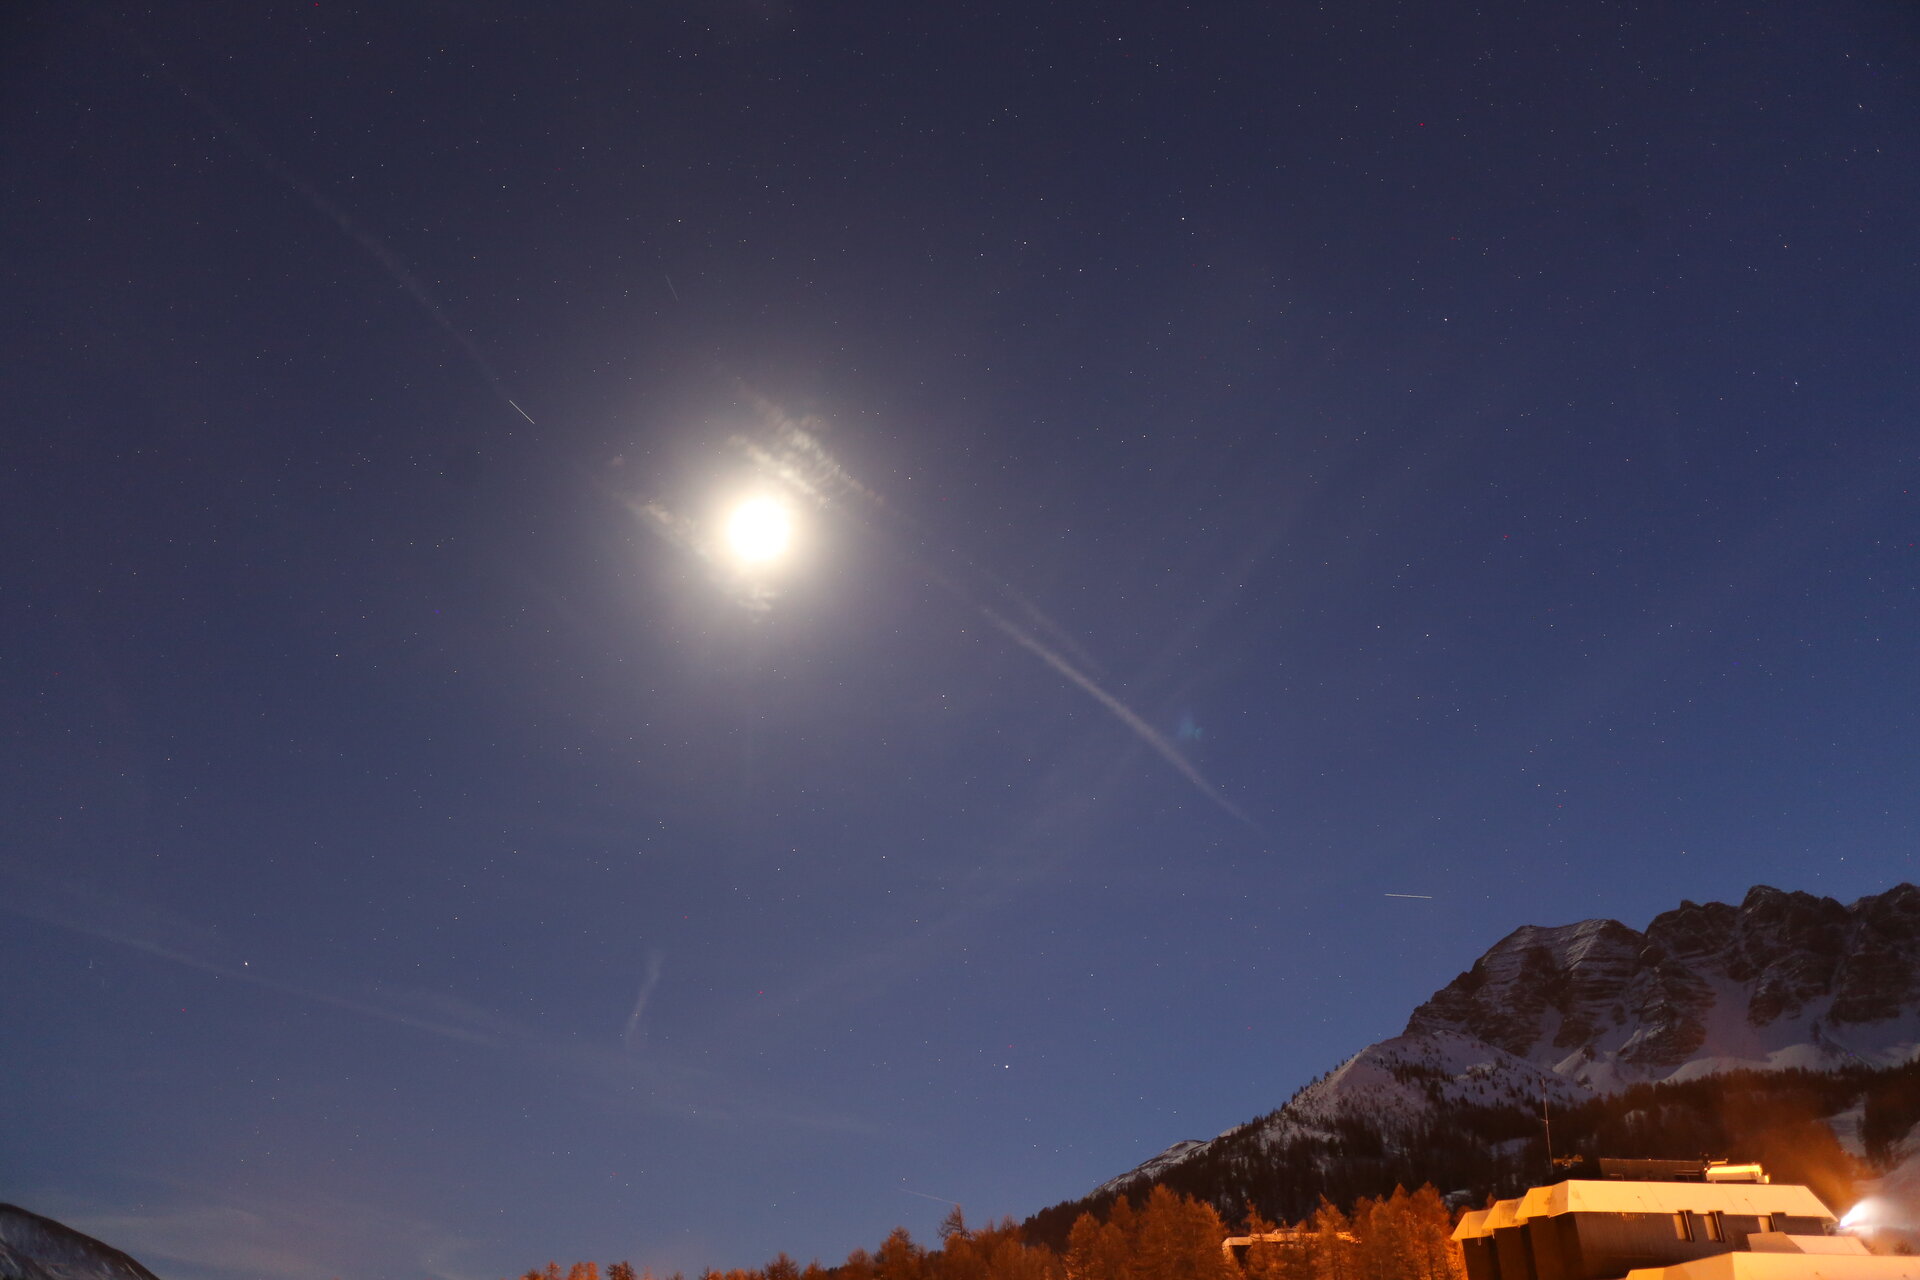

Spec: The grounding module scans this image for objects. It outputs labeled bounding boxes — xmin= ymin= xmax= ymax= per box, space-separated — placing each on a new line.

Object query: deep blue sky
xmin=3 ymin=2 xmax=1916 ymax=1278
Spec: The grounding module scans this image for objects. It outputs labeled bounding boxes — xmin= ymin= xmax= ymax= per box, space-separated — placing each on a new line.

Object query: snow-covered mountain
xmin=1094 ymin=885 xmax=1920 ymax=1199
xmin=1409 ymin=885 xmax=1920 ymax=1089
xmin=1091 ymin=1028 xmax=1593 ymax=1199
xmin=0 ymin=1204 xmax=161 ymax=1280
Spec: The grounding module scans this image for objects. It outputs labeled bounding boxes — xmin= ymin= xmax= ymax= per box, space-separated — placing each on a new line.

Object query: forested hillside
xmin=1023 ymin=1058 xmax=1920 ymax=1249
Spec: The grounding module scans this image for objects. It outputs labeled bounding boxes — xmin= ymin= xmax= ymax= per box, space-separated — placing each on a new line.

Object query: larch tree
xmin=1064 ymin=1212 xmax=1107 ymax=1280
xmin=1308 ymin=1200 xmax=1357 ymax=1280
xmin=878 ymin=1227 xmax=925 ymax=1280
xmin=971 ymin=1217 xmax=1059 ymax=1280
xmin=1134 ymin=1186 xmax=1235 ymax=1280
xmin=843 ymin=1247 xmax=878 ymax=1280
xmin=1399 ymin=1186 xmax=1464 ymax=1280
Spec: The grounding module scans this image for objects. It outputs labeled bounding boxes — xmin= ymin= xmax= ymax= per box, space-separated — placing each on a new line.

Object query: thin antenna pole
xmin=1542 ymin=1079 xmax=1554 ymax=1177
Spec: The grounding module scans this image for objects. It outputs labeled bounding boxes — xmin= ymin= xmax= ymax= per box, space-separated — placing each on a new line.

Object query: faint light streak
xmin=717 ymin=394 xmax=1255 ymax=829
xmin=0 ymin=872 xmax=502 ymax=1046
xmin=111 ymin=25 xmax=528 ymax=424
xmin=622 ymin=951 xmax=666 ymax=1048
xmin=980 ymin=604 xmax=1254 ymax=829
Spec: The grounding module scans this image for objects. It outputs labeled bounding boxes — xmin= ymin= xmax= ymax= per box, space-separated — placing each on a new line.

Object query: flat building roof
xmin=1622 ymin=1251 xmax=1920 ymax=1280
xmin=1452 ymin=1182 xmax=1834 ymax=1239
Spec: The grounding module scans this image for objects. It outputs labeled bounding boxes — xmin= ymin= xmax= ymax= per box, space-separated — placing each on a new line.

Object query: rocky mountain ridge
xmin=1410 ymin=884 xmax=1920 ymax=1087
xmin=1093 ymin=884 xmax=1920 ymax=1200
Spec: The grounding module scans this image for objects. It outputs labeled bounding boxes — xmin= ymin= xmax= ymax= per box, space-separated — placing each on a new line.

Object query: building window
xmin=1704 ymin=1213 xmax=1725 ymax=1243
xmin=1674 ymin=1213 xmax=1693 ymax=1241
xmin=1759 ymin=1216 xmax=1774 ymax=1234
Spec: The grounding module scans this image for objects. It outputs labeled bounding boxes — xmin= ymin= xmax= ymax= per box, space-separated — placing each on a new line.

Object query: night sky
xmin=4 ymin=3 xmax=1917 ymax=1278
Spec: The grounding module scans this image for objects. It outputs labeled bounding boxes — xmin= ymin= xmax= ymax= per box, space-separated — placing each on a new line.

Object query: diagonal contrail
xmin=0 ymin=869 xmax=502 ymax=1046
xmin=109 ymin=21 xmax=520 ymax=416
xmin=621 ymin=951 xmax=666 ymax=1048
xmin=979 ymin=605 xmax=1254 ymax=829
xmin=724 ymin=404 xmax=1255 ymax=830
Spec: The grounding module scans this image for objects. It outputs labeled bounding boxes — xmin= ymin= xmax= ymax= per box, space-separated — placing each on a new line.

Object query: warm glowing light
xmin=725 ymin=497 xmax=792 ymax=563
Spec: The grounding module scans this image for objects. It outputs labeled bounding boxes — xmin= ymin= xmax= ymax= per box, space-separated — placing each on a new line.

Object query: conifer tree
xmin=878 ymin=1229 xmax=925 ymax=1280
xmin=1400 ymin=1186 xmax=1463 ymax=1280
xmin=1064 ymin=1212 xmax=1106 ymax=1280
xmin=1352 ymin=1192 xmax=1405 ymax=1280
xmin=937 ymin=1214 xmax=988 ymax=1280
xmin=976 ymin=1219 xmax=1058 ymax=1280
xmin=1308 ymin=1200 xmax=1356 ymax=1280
xmin=843 ymin=1247 xmax=878 ymax=1280
xmin=1135 ymin=1186 xmax=1234 ymax=1280
xmin=1064 ymin=1207 xmax=1133 ymax=1280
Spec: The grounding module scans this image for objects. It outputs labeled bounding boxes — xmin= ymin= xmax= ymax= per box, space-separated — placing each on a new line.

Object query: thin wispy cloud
xmin=43 ymin=1182 xmax=488 ymax=1280
xmin=621 ymin=950 xmax=666 ymax=1047
xmin=105 ymin=19 xmax=520 ymax=419
xmin=730 ymin=396 xmax=883 ymax=511
xmin=0 ymin=862 xmax=882 ymax=1135
xmin=0 ymin=864 xmax=505 ymax=1046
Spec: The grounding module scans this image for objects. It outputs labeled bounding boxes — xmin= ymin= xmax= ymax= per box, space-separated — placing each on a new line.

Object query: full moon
xmin=724 ymin=497 xmax=792 ymax=564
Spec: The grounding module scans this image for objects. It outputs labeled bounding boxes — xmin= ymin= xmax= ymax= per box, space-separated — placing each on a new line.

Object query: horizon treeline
xmin=506 ymin=1183 xmax=1462 ymax=1280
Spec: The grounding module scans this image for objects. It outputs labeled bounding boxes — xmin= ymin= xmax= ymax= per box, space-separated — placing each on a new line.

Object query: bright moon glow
xmin=725 ymin=497 xmax=792 ymax=563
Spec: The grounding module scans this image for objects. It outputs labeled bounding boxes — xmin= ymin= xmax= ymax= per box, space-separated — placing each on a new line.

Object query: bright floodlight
xmin=725 ymin=497 xmax=792 ymax=564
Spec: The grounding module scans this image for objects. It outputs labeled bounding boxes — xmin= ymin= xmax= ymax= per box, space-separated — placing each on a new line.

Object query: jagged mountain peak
xmin=1404 ymin=883 xmax=1920 ymax=1088
xmin=1085 ymin=884 xmax=1920 ymax=1206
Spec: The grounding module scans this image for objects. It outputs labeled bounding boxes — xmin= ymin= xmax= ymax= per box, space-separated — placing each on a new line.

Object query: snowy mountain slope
xmin=1092 ymin=1029 xmax=1595 ymax=1198
xmin=0 ymin=1204 xmax=162 ymax=1280
xmin=1093 ymin=884 xmax=1920 ymax=1199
